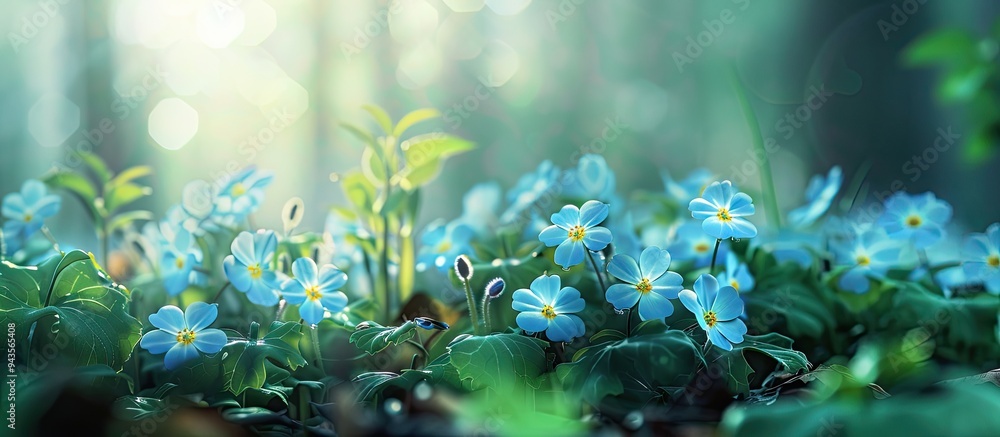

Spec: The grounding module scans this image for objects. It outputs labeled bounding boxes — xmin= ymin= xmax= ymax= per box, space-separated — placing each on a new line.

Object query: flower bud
xmin=454 ymin=254 xmax=473 ymax=282
xmin=413 ymin=317 xmax=450 ymax=331
xmin=485 ymin=277 xmax=505 ymax=299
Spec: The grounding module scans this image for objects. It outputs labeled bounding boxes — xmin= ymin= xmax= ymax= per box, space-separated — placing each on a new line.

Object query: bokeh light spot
xmin=149 ymin=98 xmax=199 ymax=150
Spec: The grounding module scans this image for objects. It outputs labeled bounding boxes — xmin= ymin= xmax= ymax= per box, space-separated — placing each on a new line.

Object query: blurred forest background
xmin=2 ymin=0 xmax=998 ymax=252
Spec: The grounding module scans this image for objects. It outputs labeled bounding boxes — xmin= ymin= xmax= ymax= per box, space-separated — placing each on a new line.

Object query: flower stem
xmin=730 ymin=63 xmax=782 ymax=229
xmin=40 ymin=225 xmax=61 ymax=254
xmin=625 ymin=308 xmax=633 ymax=338
xmin=481 ymin=293 xmax=492 ymax=334
xmin=405 ymin=339 xmax=429 ymax=367
xmin=310 ymin=323 xmax=323 ymax=371
xmin=710 ymin=239 xmax=722 ymax=274
xmin=212 ymin=282 xmax=231 ymax=303
xmin=463 ymin=280 xmax=481 ymax=335
xmin=587 ymin=250 xmax=608 ymax=292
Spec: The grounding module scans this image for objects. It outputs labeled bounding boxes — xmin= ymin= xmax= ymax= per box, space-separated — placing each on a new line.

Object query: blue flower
xmin=457 ymin=182 xmax=502 ymax=235
xmin=877 ymin=192 xmax=952 ymax=249
xmin=606 ymin=246 xmax=683 ymax=320
xmin=2 ymin=180 xmax=61 ymax=250
xmin=716 ymin=252 xmax=755 ymax=293
xmin=139 ymin=302 xmax=227 ymax=370
xmin=606 ymin=211 xmax=643 ymax=260
xmin=511 ymin=274 xmax=586 ymax=342
xmin=417 ymin=220 xmax=474 ymax=271
xmin=661 ymin=168 xmax=714 ymax=204
xmin=538 ymin=200 xmax=613 ymax=269
xmin=564 ymin=154 xmax=617 ymax=202
xmin=214 ymin=167 xmax=274 ymax=222
xmin=788 ymin=166 xmax=842 ymax=228
xmin=668 ymin=221 xmax=730 ymax=268
xmin=223 ymin=230 xmax=280 ymax=305
xmin=688 ymin=180 xmax=757 ymax=240
xmin=935 ymin=266 xmax=974 ymax=298
xmin=501 ymin=160 xmax=560 ymax=224
xmin=963 ymin=223 xmax=1000 ymax=293
xmin=281 ymin=257 xmax=348 ymax=325
xmin=831 ymin=229 xmax=901 ymax=293
xmin=158 ymin=222 xmax=204 ymax=296
xmin=678 ymin=274 xmax=747 ymax=351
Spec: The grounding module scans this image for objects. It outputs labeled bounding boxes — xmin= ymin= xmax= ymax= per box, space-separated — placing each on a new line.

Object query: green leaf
xmin=222 ymin=321 xmax=308 ymax=395
xmin=105 ymin=182 xmax=152 ymax=214
xmin=107 ymin=210 xmax=154 ymax=234
xmin=0 ymin=250 xmax=141 ymax=371
xmin=340 ymin=171 xmax=378 ymax=216
xmin=903 ymin=29 xmax=978 ymax=67
xmin=556 ymin=330 xmax=703 ymax=406
xmin=112 ymin=396 xmax=180 ymax=421
xmin=392 ymin=108 xmax=441 ymax=137
xmin=42 ymin=169 xmax=98 ymax=205
xmin=349 ymin=321 xmax=417 ymax=355
xmin=362 ymin=104 xmax=393 ymax=135
xmin=361 ymin=147 xmax=388 ymax=185
xmin=721 ymin=333 xmax=812 ymax=395
xmin=78 ymin=151 xmax=112 ymax=183
xmin=352 ymin=370 xmax=430 ymax=403
xmin=108 ymin=165 xmax=153 ymax=188
xmin=394 ymin=157 xmax=443 ymax=191
xmin=340 ymin=122 xmax=378 ymax=148
xmin=447 ymin=333 xmax=549 ymax=390
xmin=401 ymin=133 xmax=474 ymax=168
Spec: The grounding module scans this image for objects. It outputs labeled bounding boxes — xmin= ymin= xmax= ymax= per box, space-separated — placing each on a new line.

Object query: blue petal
xmin=539 ymin=225 xmax=568 ymax=247
xmin=184 ymin=302 xmax=218 ymax=331
xmin=728 ymin=193 xmax=754 ymax=216
xmin=318 ymin=265 xmax=348 ymax=291
xmin=637 ymin=291 xmax=673 ymax=320
xmin=193 ymin=328 xmax=227 ymax=354
xmin=230 ymin=232 xmax=257 ymax=266
xmin=554 ymin=239 xmax=585 ymax=268
xmin=546 ymin=314 xmax=579 ymax=342
xmin=33 ymin=195 xmax=61 ymax=219
xmin=702 ymin=217 xmax=728 ymax=240
xmin=320 ymin=291 xmax=348 ymax=313
xmin=728 ymin=218 xmax=758 ymax=238
xmin=839 ymin=269 xmax=871 ymax=293
xmin=715 ymin=319 xmax=747 ymax=344
xmin=223 ymin=256 xmax=253 ymax=292
xmin=246 ymin=279 xmax=280 ymax=305
xmin=551 ymin=205 xmax=581 ymax=229
xmin=253 ymin=230 xmax=277 ymax=264
xmin=292 ymin=257 xmax=318 ymax=286
xmin=148 ymin=305 xmax=186 ymax=333
xmin=512 ymin=288 xmax=545 ymax=312
xmin=516 ymin=311 xmax=548 ymax=333
xmin=583 ymin=226 xmax=612 ymax=251
xmin=281 ymin=280 xmax=307 ymax=304
xmin=139 ymin=330 xmax=177 ymax=354
xmin=579 ymin=201 xmax=609 ymax=227
xmin=651 ymin=271 xmax=683 ymax=299
xmin=639 ymin=246 xmax=671 ymax=280
xmin=299 ymin=299 xmax=325 ymax=325
xmin=607 ymin=254 xmax=641 ymax=284
xmin=711 ymin=286 xmax=743 ymax=320
xmin=163 ymin=343 xmax=201 ymax=370
xmin=678 ymin=290 xmax=706 ymax=330
xmin=552 ymin=286 xmax=585 ymax=314
xmin=694 ymin=274 xmax=720 ymax=309
xmin=688 ymin=198 xmax=718 ymax=220
xmin=606 ymin=283 xmax=640 ymax=310
xmin=707 ymin=327 xmax=733 ymax=351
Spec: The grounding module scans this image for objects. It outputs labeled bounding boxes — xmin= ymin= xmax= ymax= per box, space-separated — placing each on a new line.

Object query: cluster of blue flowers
xmin=1 ymin=180 xmax=61 ymax=255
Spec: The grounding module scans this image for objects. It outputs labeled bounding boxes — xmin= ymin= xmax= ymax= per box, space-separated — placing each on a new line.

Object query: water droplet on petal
xmin=561 ymin=267 xmax=571 ymax=272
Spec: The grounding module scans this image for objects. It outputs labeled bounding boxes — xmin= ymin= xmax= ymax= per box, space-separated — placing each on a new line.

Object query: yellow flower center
xmin=248 ymin=264 xmax=262 ymax=279
xmin=694 ymin=242 xmax=710 ymax=253
xmin=856 ymin=255 xmax=871 ymax=266
xmin=906 ymin=215 xmax=922 ymax=227
xmin=635 ymin=278 xmax=652 ymax=294
xmin=305 ymin=285 xmax=322 ymax=301
xmin=231 ymin=182 xmax=247 ymax=197
xmin=175 ymin=257 xmax=185 ymax=269
xmin=730 ymin=280 xmax=740 ymax=291
xmin=988 ymin=254 xmax=1000 ymax=268
xmin=703 ymin=311 xmax=718 ymax=328
xmin=176 ymin=329 xmax=196 ymax=345
xmin=541 ymin=304 xmax=557 ymax=320
xmin=567 ymin=225 xmax=586 ymax=242
xmin=23 ymin=213 xmax=33 ymax=222
xmin=436 ymin=241 xmax=452 ymax=253
xmin=717 ymin=208 xmax=732 ymax=222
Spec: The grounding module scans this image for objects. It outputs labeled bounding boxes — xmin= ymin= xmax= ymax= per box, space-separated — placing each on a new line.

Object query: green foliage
xmin=447 ymin=333 xmax=550 ymax=391
xmin=0 ymin=250 xmax=141 ymax=371
xmin=556 ymin=330 xmax=704 ymax=406
xmin=349 ymin=321 xmax=417 ymax=355
xmin=222 ymin=321 xmax=309 ymax=395
xmin=719 ymin=333 xmax=812 ymax=395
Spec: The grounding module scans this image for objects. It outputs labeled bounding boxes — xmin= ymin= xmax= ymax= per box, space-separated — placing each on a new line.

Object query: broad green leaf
xmin=903 ymin=29 xmax=978 ymax=67
xmin=108 ymin=210 xmax=154 ymax=234
xmin=394 ymin=156 xmax=443 ymax=191
xmin=352 ymin=370 xmax=430 ymax=403
xmin=349 ymin=321 xmax=417 ymax=355
xmin=556 ymin=330 xmax=703 ymax=406
xmin=222 ymin=321 xmax=308 ymax=395
xmin=105 ymin=182 xmax=152 ymax=213
xmin=362 ymin=104 xmax=393 ymax=135
xmin=0 ymin=250 xmax=141 ymax=371
xmin=108 ymin=165 xmax=153 ymax=188
xmin=720 ymin=333 xmax=811 ymax=395
xmin=401 ymin=133 xmax=474 ymax=169
xmin=361 ymin=147 xmax=388 ymax=185
xmin=392 ymin=108 xmax=441 ymax=137
xmin=42 ymin=169 xmax=98 ymax=205
xmin=78 ymin=151 xmax=112 ymax=183
xmin=447 ymin=333 xmax=549 ymax=390
xmin=340 ymin=171 xmax=377 ymax=216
